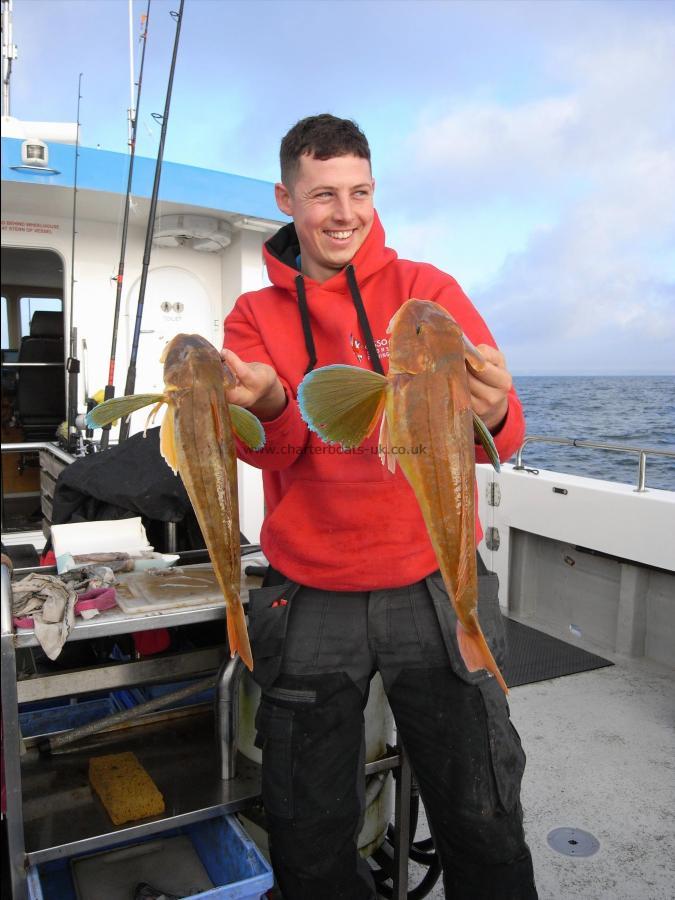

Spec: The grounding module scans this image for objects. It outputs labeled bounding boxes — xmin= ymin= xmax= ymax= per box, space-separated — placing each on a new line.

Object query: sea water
xmin=511 ymin=376 xmax=675 ymax=492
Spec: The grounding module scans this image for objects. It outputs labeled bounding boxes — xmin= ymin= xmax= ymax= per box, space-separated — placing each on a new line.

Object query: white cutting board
xmin=115 ymin=556 xmax=267 ymax=614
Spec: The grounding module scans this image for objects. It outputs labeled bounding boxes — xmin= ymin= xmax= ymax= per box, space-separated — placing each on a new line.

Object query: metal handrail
xmin=514 ymin=435 xmax=675 ymax=492
xmin=1 ymin=441 xmax=74 ymax=465
xmin=1 ymin=361 xmax=65 ymax=367
xmin=2 ymin=442 xmax=75 ymax=536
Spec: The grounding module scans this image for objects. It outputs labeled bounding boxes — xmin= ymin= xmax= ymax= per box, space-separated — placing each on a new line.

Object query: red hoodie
xmin=224 ymin=212 xmax=525 ymax=591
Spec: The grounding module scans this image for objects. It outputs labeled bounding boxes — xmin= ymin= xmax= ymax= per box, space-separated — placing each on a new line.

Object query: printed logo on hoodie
xmin=350 ymin=333 xmax=390 ymax=363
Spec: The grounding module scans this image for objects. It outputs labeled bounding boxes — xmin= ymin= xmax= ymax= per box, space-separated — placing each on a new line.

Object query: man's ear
xmin=275 ymin=182 xmax=293 ymax=217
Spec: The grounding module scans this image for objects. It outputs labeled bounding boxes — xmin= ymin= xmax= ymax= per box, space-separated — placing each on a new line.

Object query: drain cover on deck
xmin=547 ymin=827 xmax=599 ymax=857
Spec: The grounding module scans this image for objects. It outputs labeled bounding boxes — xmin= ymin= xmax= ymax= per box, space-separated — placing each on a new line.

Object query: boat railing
xmin=1 ymin=440 xmax=74 ymax=463
xmin=513 ymin=435 xmax=675 ymax=493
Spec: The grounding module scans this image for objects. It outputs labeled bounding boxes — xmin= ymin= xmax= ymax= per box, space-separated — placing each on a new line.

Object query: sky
xmin=7 ymin=0 xmax=675 ymax=374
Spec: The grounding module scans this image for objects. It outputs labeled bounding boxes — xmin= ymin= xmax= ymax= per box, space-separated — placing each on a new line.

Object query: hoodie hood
xmin=264 ymin=210 xmax=398 ymax=294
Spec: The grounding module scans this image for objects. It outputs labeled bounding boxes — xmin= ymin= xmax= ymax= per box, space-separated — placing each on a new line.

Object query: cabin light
xmin=9 ymin=139 xmax=60 ymax=175
xmin=231 ymin=216 xmax=283 ymax=234
xmin=23 ymin=139 xmax=48 ymax=166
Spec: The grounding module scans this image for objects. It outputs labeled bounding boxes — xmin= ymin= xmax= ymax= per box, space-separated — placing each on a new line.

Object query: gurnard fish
xmin=87 ymin=334 xmax=265 ymax=671
xmin=297 ymin=299 xmax=508 ymax=693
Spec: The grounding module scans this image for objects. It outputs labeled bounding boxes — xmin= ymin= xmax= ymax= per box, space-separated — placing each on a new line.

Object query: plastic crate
xmin=27 ymin=814 xmax=273 ymax=899
xmin=19 ymin=697 xmax=119 ymax=739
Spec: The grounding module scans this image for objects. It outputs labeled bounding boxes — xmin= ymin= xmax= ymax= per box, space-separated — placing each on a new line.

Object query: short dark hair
xmin=280 ymin=114 xmax=371 ymax=185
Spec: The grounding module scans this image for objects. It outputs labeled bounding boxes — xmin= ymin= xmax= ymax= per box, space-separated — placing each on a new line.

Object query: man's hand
xmin=467 ymin=344 xmax=512 ymax=433
xmin=221 ymin=348 xmax=287 ymax=421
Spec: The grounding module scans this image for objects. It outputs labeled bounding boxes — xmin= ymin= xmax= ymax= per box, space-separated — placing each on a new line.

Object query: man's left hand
xmin=467 ymin=344 xmax=512 ymax=433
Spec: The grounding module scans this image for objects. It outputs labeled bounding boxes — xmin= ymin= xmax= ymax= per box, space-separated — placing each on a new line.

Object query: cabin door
xmin=125 ymin=267 xmax=215 ymax=398
xmin=1 ymin=247 xmax=65 ymax=536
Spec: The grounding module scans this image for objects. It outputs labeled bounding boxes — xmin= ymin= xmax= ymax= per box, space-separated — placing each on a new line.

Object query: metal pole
xmin=2 ymin=563 xmax=30 ymax=899
xmin=1 ymin=0 xmax=18 ymax=118
xmin=119 ymin=0 xmax=185 ymax=443
xmin=65 ymin=74 xmax=83 ymax=453
xmin=43 ymin=674 xmax=215 ymax=753
xmin=636 ymin=451 xmax=647 ymax=493
xmin=217 ymin=655 xmax=245 ymax=780
xmin=392 ymin=742 xmax=412 ymax=899
xmin=100 ymin=0 xmax=152 ymax=451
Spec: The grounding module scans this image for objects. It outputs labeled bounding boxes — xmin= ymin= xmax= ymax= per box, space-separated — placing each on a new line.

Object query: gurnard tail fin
xmin=227 ymin=597 xmax=253 ymax=671
xmin=456 ymin=620 xmax=509 ymax=694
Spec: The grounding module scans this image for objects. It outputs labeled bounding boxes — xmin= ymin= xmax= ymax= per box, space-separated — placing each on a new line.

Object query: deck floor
xmin=408 ymin=650 xmax=675 ymax=899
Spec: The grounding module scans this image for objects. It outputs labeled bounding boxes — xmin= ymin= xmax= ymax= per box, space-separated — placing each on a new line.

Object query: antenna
xmin=119 ymin=0 xmax=185 ymax=443
xmin=100 ymin=0 xmax=151 ymax=452
xmin=127 ymin=0 xmax=135 ymax=143
xmin=1 ymin=0 xmax=18 ymax=118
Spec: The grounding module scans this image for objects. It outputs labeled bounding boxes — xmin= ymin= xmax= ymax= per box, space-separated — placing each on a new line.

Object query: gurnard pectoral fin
xmin=472 ymin=412 xmax=501 ymax=472
xmin=86 ymin=393 xmax=165 ymax=429
xmin=226 ymin=597 xmax=253 ymax=671
xmin=298 ymin=364 xmax=387 ymax=448
xmin=229 ymin=405 xmax=265 ymax=450
xmin=456 ymin=619 xmax=509 ymax=695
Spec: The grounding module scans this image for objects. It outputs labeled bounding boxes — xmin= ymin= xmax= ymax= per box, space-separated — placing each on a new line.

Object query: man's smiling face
xmin=275 ymin=154 xmax=375 ymax=283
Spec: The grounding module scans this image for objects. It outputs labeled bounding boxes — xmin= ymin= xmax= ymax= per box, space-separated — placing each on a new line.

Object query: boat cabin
xmin=1 ymin=134 xmax=284 ymax=549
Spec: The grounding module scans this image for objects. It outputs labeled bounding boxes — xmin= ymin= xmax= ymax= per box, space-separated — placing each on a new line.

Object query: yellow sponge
xmin=88 ymin=751 xmax=165 ymax=826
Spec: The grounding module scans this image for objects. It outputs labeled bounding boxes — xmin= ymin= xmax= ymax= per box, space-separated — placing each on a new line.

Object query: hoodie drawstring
xmin=296 ymin=274 xmax=318 ymax=375
xmin=345 ymin=265 xmax=385 ymax=375
xmin=297 ymin=265 xmax=384 ymax=376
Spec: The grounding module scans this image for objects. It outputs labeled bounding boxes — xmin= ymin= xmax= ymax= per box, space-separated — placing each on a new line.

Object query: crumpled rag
xmin=12 ymin=571 xmax=118 ymax=660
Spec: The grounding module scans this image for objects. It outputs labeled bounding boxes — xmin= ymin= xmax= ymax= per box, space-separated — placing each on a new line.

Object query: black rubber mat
xmin=503 ymin=618 xmax=613 ymax=688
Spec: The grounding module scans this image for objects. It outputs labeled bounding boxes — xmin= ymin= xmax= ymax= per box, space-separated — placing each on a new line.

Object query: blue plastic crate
xmin=19 ymin=697 xmax=119 ymax=739
xmin=27 ymin=814 xmax=273 ymax=899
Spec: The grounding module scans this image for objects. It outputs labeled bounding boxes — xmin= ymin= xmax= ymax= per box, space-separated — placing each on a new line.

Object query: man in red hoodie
xmin=223 ymin=115 xmax=537 ymax=899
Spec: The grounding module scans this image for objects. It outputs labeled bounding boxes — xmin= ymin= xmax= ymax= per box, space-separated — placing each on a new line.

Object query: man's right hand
xmin=221 ymin=348 xmax=287 ymax=421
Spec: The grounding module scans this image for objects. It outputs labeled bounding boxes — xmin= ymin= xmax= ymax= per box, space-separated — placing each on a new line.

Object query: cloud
xmin=412 ymin=96 xmax=580 ymax=198
xmin=384 ymin=14 xmax=675 ymax=372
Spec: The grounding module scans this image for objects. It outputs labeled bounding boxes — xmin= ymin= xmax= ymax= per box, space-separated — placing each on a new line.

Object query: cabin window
xmin=19 ymin=296 xmax=63 ymax=339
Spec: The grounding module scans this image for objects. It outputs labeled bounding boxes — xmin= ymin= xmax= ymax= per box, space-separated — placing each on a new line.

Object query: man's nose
xmin=332 ymin=194 xmax=354 ymax=223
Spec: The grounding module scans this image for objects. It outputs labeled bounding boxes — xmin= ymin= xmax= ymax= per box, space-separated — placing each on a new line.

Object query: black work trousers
xmin=247 ymin=559 xmax=537 ymax=900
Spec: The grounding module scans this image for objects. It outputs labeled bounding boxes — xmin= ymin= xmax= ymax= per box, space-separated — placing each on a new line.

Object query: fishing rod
xmin=100 ymin=0 xmax=152 ymax=452
xmin=118 ymin=0 xmax=185 ymax=443
xmin=65 ymin=72 xmax=83 ymax=454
